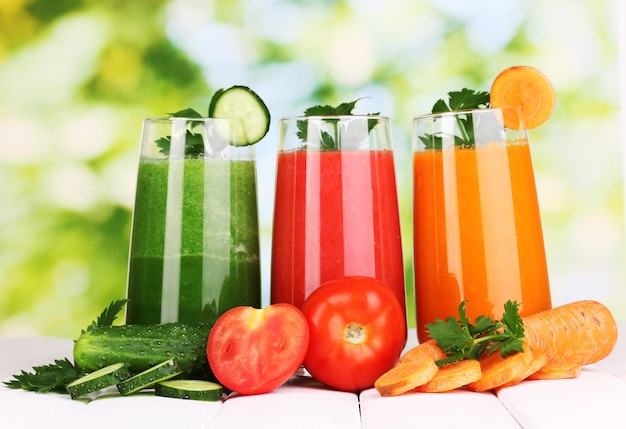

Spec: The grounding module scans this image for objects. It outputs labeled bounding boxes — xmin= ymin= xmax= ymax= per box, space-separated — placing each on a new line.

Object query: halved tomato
xmin=207 ymin=304 xmax=309 ymax=395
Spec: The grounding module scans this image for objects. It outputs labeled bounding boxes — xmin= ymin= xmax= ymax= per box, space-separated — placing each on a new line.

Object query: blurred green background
xmin=1 ymin=0 xmax=624 ymax=338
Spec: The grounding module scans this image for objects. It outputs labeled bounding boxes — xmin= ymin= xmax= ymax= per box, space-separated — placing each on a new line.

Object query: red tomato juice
xmin=271 ymin=149 xmax=406 ymax=314
xmin=413 ymin=142 xmax=552 ymax=342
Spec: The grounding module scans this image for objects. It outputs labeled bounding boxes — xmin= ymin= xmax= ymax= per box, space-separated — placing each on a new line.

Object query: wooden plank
xmin=0 ymin=337 xmax=73 ymax=381
xmin=360 ymin=388 xmax=521 ymax=429
xmin=0 ymin=388 xmax=85 ymax=429
xmin=205 ymin=376 xmax=361 ymax=429
xmin=496 ymin=367 xmax=626 ymax=428
xmin=61 ymin=393 xmax=222 ymax=429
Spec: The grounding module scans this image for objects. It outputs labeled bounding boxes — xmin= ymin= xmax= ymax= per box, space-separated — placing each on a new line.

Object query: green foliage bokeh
xmin=0 ymin=0 xmax=623 ymax=337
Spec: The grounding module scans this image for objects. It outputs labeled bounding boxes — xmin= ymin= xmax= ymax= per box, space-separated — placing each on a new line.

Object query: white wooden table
xmin=1 ymin=324 xmax=625 ymax=429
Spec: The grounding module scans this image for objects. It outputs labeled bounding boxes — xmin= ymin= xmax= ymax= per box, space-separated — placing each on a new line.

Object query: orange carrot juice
xmin=413 ymin=141 xmax=552 ymax=342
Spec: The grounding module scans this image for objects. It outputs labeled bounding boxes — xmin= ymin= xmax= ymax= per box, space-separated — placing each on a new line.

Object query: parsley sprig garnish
xmin=155 ymin=107 xmax=206 ymax=156
xmin=426 ymin=300 xmax=525 ymax=367
xmin=80 ymin=299 xmax=128 ymax=334
xmin=419 ymin=88 xmax=490 ymax=150
xmin=432 ymin=88 xmax=491 ymax=113
xmin=3 ymin=299 xmax=128 ymax=393
xmin=3 ymin=358 xmax=78 ymax=394
xmin=296 ymin=99 xmax=380 ymax=150
xmin=156 ymin=87 xmax=233 ymax=156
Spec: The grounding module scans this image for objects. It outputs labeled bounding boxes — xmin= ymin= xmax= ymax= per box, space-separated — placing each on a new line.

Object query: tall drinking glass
xmin=412 ymin=107 xmax=552 ymax=342
xmin=271 ymin=115 xmax=406 ymax=315
xmin=126 ymin=117 xmax=261 ymax=325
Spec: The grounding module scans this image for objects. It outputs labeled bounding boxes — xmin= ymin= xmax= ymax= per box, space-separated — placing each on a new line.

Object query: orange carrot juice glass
xmin=271 ymin=115 xmax=406 ymax=316
xmin=412 ymin=107 xmax=552 ymax=342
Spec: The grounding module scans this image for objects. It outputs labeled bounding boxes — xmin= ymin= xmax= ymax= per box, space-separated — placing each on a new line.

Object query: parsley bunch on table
xmin=4 ymin=300 xmax=127 ymax=393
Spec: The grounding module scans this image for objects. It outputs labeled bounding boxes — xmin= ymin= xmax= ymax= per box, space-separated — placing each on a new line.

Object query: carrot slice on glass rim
xmin=490 ymin=65 xmax=556 ymax=130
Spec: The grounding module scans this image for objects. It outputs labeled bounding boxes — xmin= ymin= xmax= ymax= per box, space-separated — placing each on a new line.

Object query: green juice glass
xmin=125 ymin=117 xmax=261 ymax=325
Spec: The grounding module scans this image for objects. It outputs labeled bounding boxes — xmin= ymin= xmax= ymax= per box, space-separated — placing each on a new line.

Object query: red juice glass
xmin=270 ymin=115 xmax=406 ymax=316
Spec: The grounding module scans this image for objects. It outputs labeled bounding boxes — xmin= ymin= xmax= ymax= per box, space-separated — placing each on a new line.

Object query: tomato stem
xmin=344 ymin=323 xmax=366 ymax=345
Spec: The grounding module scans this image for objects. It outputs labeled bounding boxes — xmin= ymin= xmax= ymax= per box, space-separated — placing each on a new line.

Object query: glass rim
xmin=143 ymin=116 xmax=241 ymax=123
xmin=279 ymin=114 xmax=390 ymax=122
xmin=413 ymin=106 xmax=523 ymax=122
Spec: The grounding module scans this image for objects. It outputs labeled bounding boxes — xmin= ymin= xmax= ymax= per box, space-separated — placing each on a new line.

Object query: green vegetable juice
xmin=126 ymin=156 xmax=261 ymax=325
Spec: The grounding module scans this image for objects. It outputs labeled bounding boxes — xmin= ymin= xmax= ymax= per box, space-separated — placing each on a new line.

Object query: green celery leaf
xmin=432 ymin=98 xmax=450 ymax=113
xmin=448 ymin=88 xmax=490 ymax=111
xmin=426 ymin=315 xmax=469 ymax=354
xmin=424 ymin=88 xmax=491 ymax=149
xmin=168 ymin=108 xmax=203 ymax=119
xmin=3 ymin=358 xmax=78 ymax=393
xmin=296 ymin=99 xmax=378 ymax=150
xmin=502 ymin=300 xmax=525 ymax=338
xmin=82 ymin=299 xmax=128 ymax=334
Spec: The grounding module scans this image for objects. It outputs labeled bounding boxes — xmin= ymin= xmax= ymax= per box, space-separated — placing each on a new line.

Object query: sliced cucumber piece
xmin=66 ymin=362 xmax=130 ymax=399
xmin=117 ymin=358 xmax=183 ymax=396
xmin=208 ymin=85 xmax=271 ymax=146
xmin=155 ymin=379 xmax=223 ymax=401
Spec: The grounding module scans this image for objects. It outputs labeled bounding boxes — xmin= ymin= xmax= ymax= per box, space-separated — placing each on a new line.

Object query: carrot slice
xmin=398 ymin=339 xmax=446 ymax=364
xmin=374 ymin=358 xmax=438 ymax=397
xmin=415 ymin=359 xmax=482 ymax=393
xmin=498 ymin=349 xmax=547 ymax=388
xmin=466 ymin=349 xmax=534 ymax=392
xmin=522 ymin=300 xmax=618 ymax=366
xmin=490 ymin=65 xmax=556 ymax=130
xmin=527 ymin=362 xmax=582 ymax=380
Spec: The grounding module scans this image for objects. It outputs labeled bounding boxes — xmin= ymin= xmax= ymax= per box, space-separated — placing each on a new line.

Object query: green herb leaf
xmin=3 ymin=358 xmax=78 ymax=393
xmin=155 ymin=130 xmax=205 ymax=157
xmin=501 ymin=300 xmax=525 ymax=339
xmin=168 ymin=108 xmax=203 ymax=119
xmin=296 ymin=98 xmax=380 ymax=150
xmin=4 ymin=300 xmax=129 ymax=393
xmin=426 ymin=300 xmax=526 ymax=367
xmin=81 ymin=298 xmax=128 ymax=334
xmin=421 ymin=88 xmax=491 ymax=150
xmin=445 ymin=88 xmax=490 ymax=112
xmin=156 ymin=108 xmax=206 ymax=156
xmin=431 ymin=98 xmax=450 ymax=114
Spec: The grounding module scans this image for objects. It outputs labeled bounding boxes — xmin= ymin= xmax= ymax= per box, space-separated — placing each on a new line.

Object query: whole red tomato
xmin=207 ymin=304 xmax=309 ymax=395
xmin=301 ymin=276 xmax=407 ymax=391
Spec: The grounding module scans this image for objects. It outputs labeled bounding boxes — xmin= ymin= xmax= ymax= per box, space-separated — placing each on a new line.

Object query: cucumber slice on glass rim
xmin=208 ymin=85 xmax=271 ymax=146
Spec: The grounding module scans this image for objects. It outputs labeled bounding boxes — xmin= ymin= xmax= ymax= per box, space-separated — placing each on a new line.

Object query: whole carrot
xmin=522 ymin=300 xmax=618 ymax=366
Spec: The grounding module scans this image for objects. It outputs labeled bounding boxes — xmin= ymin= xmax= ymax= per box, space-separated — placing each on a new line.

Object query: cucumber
xmin=117 ymin=358 xmax=183 ymax=396
xmin=208 ymin=85 xmax=271 ymax=146
xmin=73 ymin=323 xmax=213 ymax=378
xmin=66 ymin=362 xmax=130 ymax=399
xmin=155 ymin=379 xmax=223 ymax=401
